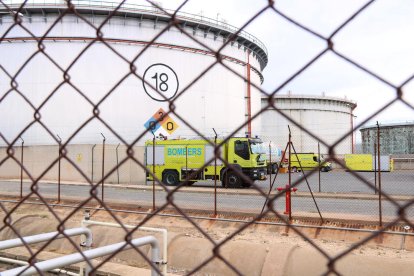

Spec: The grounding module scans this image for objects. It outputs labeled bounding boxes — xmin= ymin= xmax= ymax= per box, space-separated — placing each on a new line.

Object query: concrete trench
xmin=1 ymin=211 xmax=414 ymax=275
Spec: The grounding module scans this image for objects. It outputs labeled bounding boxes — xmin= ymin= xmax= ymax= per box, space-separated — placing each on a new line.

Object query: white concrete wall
xmin=0 ymin=145 xmax=146 ymax=184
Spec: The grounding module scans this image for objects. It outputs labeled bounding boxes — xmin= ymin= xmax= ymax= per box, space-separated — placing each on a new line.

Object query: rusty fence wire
xmin=0 ymin=0 xmax=414 ymax=275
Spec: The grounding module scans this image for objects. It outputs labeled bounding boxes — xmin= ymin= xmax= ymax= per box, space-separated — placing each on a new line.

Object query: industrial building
xmin=261 ymin=94 xmax=357 ymax=154
xmin=360 ymin=121 xmax=414 ymax=155
xmin=0 ymin=0 xmax=267 ymax=146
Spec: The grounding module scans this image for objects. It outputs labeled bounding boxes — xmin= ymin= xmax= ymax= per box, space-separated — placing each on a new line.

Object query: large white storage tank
xmin=360 ymin=121 xmax=414 ymax=155
xmin=261 ymin=94 xmax=357 ymax=154
xmin=0 ymin=1 xmax=267 ymax=146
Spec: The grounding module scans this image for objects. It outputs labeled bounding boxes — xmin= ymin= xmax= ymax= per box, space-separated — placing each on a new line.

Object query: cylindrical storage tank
xmin=360 ymin=122 xmax=414 ymax=155
xmin=0 ymin=1 xmax=268 ymax=146
xmin=261 ymin=94 xmax=357 ymax=154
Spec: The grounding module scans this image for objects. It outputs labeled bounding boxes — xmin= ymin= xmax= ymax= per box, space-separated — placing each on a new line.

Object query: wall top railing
xmin=1 ymin=0 xmax=268 ymax=68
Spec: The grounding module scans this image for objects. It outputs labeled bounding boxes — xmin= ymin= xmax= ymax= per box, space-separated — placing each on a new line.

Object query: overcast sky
xmin=128 ymin=0 xmax=414 ymax=129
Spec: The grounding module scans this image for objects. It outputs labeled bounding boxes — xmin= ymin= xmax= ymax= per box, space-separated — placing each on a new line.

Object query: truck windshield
xmin=250 ymin=141 xmax=267 ymax=154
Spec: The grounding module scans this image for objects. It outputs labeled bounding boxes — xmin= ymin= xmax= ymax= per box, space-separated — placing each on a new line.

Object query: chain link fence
xmin=1 ymin=0 xmax=414 ymax=275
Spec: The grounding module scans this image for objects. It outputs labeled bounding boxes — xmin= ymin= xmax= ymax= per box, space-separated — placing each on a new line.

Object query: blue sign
xmin=144 ymin=118 xmax=161 ymax=132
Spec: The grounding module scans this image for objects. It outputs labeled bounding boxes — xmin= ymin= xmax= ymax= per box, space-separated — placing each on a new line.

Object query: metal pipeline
xmin=0 ymin=227 xmax=92 ymax=250
xmin=0 ymin=257 xmax=78 ymax=276
xmin=81 ymin=217 xmax=168 ymax=275
xmin=1 ymin=236 xmax=161 ymax=276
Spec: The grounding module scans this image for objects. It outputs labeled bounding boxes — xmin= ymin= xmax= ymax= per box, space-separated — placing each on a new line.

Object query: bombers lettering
xmin=167 ymin=147 xmax=202 ymax=156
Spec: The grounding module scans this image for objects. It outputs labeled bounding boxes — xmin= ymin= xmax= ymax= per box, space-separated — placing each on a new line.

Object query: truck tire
xmin=220 ymin=169 xmax=227 ymax=187
xmin=291 ymin=167 xmax=298 ymax=173
xmin=162 ymin=170 xmax=179 ymax=186
xmin=225 ymin=171 xmax=243 ymax=188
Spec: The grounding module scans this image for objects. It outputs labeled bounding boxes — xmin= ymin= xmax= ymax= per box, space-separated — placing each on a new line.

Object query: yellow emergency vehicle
xmin=283 ymin=153 xmax=332 ymax=172
xmin=145 ymin=137 xmax=267 ymax=188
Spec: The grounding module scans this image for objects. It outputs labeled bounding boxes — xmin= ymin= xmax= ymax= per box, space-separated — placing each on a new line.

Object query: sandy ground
xmin=0 ymin=201 xmax=414 ymax=275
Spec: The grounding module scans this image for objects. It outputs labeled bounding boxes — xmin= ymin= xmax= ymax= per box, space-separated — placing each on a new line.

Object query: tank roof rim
xmin=262 ymin=94 xmax=357 ymax=107
xmin=360 ymin=121 xmax=414 ymax=130
xmin=2 ymin=0 xmax=268 ymax=69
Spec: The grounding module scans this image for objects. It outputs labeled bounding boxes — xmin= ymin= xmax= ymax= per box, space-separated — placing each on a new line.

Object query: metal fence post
xmin=213 ymin=128 xmax=218 ymax=217
xmin=185 ymin=144 xmax=188 ymax=175
xmin=377 ymin=121 xmax=382 ymax=227
xmin=151 ymin=131 xmax=156 ymax=212
xmin=288 ymin=126 xmax=292 ymax=220
xmin=100 ymin=133 xmax=106 ymax=203
xmin=91 ymin=144 xmax=96 ymax=184
xmin=374 ymin=141 xmax=377 ymax=195
xmin=57 ymin=134 xmax=62 ymax=203
xmin=269 ymin=142 xmax=272 ymax=190
xmin=116 ymin=143 xmax=120 ymax=184
xmin=318 ymin=142 xmax=321 ymax=193
xmin=19 ymin=137 xmax=24 ymax=200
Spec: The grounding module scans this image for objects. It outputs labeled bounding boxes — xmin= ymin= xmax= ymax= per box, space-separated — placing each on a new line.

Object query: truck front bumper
xmin=246 ymin=168 xmax=267 ymax=181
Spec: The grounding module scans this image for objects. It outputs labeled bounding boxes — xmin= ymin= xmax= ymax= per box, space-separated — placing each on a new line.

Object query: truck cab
xmin=225 ymin=137 xmax=267 ymax=187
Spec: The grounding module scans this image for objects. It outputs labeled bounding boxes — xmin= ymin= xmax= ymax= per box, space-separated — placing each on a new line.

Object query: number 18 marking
xmin=143 ymin=64 xmax=179 ymax=102
xmin=151 ymin=72 xmax=169 ymax=92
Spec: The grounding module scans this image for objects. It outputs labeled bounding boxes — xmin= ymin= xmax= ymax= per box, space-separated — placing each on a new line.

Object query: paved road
xmin=1 ymin=181 xmax=413 ymax=221
xmin=192 ymin=171 xmax=414 ymax=196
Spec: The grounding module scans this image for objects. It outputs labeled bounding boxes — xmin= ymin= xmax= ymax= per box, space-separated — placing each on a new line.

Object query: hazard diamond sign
xmin=144 ymin=108 xmax=179 ymax=135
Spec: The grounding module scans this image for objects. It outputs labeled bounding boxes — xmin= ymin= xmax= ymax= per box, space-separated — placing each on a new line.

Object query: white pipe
xmin=1 ymin=236 xmax=161 ymax=276
xmin=0 ymin=228 xmax=93 ymax=250
xmin=81 ymin=219 xmax=168 ymax=275
xmin=0 ymin=257 xmax=78 ymax=276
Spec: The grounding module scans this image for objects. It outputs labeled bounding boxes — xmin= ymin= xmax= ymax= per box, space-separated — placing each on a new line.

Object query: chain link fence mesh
xmin=1 ymin=0 xmax=414 ymax=275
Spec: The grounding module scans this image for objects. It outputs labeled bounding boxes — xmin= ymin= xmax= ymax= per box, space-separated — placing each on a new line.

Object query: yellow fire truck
xmin=145 ymin=137 xmax=267 ymax=188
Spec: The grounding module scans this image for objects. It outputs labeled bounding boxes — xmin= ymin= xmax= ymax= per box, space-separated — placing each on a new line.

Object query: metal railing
xmin=2 ymin=0 xmax=268 ymax=57
xmin=81 ymin=210 xmax=168 ymax=275
xmin=1 ymin=236 xmax=161 ymax=276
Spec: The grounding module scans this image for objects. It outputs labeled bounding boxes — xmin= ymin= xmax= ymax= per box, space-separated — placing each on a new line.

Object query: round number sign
xmin=143 ymin=63 xmax=179 ymax=101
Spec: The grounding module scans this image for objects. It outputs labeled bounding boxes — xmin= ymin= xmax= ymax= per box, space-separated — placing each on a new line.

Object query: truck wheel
xmin=220 ymin=170 xmax=226 ymax=187
xmin=291 ymin=167 xmax=298 ymax=173
xmin=162 ymin=171 xmax=179 ymax=186
xmin=225 ymin=171 xmax=242 ymax=188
